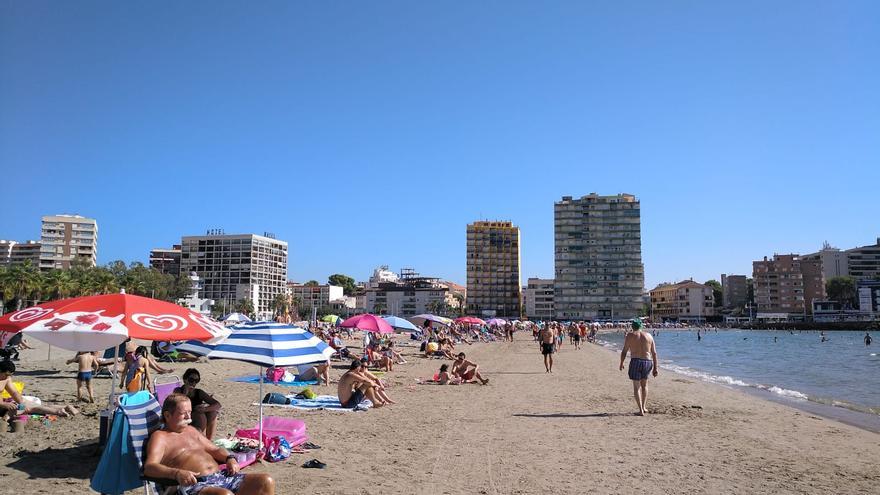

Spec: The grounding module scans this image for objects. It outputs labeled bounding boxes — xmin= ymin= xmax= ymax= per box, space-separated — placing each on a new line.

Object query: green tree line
xmin=0 ymin=260 xmax=189 ymax=314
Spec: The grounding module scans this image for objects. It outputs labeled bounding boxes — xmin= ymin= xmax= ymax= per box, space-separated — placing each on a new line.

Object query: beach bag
xmin=262 ymin=392 xmax=290 ymax=405
xmin=266 ymin=367 xmax=285 ymax=383
xmin=294 ymin=387 xmax=317 ymax=400
xmin=281 ymin=370 xmax=296 ymax=383
xmin=264 ymin=436 xmax=291 ymax=462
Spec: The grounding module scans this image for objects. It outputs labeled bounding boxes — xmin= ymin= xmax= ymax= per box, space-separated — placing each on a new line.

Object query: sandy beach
xmin=1 ymin=334 xmax=879 ymax=495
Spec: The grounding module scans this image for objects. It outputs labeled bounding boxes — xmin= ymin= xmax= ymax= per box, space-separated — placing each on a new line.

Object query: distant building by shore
xmin=40 ymin=214 xmax=98 ymax=270
xmin=554 ymin=193 xmax=644 ymax=320
xmin=649 ymin=280 xmax=714 ymax=322
xmin=466 ymin=221 xmax=522 ymax=318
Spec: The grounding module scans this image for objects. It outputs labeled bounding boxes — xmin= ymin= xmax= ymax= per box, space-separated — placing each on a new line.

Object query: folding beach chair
xmin=154 ymin=375 xmax=182 ymax=406
xmin=90 ymin=390 xmax=164 ymax=495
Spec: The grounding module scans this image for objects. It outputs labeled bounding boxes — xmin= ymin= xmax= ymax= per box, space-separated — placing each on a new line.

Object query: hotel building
xmin=179 ymin=233 xmax=288 ymax=321
xmin=363 ymin=267 xmax=450 ymax=317
xmin=39 ymin=215 xmax=98 ymax=270
xmin=554 ymin=193 xmax=644 ymax=320
xmin=466 ymin=221 xmax=522 ymax=318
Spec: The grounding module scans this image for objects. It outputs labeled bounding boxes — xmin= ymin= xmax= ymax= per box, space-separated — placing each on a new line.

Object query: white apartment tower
xmin=179 ymin=233 xmax=288 ymax=321
xmin=554 ymin=193 xmax=644 ymax=320
xmin=39 ymin=215 xmax=98 ymax=270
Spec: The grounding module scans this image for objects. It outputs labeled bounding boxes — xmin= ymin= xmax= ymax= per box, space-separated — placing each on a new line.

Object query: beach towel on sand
xmin=254 ymin=394 xmax=372 ymax=412
xmin=229 ymin=375 xmax=319 ymax=387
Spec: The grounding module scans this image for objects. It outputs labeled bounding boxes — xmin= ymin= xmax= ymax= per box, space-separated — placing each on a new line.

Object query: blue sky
xmin=2 ymin=1 xmax=878 ymax=289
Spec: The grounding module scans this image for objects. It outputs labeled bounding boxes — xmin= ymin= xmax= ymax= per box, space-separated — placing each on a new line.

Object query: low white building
xmin=178 ymin=272 xmax=214 ymax=316
xmin=288 ymin=283 xmax=346 ymax=310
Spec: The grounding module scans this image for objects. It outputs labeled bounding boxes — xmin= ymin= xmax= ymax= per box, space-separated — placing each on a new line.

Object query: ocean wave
xmin=763 ymin=386 xmax=809 ymax=400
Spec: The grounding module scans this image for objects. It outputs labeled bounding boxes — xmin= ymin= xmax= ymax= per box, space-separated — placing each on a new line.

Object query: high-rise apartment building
xmin=466 ymin=221 xmax=522 ymax=318
xmin=753 ymin=254 xmax=825 ymax=316
xmin=554 ymin=193 xmax=644 ymax=320
xmin=0 ymin=240 xmax=42 ymax=267
xmin=39 ymin=215 xmax=98 ymax=270
xmin=150 ymin=245 xmax=182 ymax=277
xmin=721 ymin=274 xmax=748 ymax=309
xmin=846 ymin=237 xmax=880 ymax=281
xmin=179 ymin=233 xmax=288 ymax=321
xmin=523 ymin=278 xmax=555 ymax=321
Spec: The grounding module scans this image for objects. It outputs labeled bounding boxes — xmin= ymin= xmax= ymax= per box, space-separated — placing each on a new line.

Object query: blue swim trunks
xmin=628 ymin=358 xmax=653 ymax=381
xmin=178 ymin=472 xmax=245 ymax=495
xmin=77 ymin=371 xmax=93 ymax=381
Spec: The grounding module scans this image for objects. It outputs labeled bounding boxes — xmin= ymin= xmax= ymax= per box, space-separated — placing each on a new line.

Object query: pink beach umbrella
xmin=455 ymin=316 xmax=486 ymax=326
xmin=340 ymin=313 xmax=394 ymax=334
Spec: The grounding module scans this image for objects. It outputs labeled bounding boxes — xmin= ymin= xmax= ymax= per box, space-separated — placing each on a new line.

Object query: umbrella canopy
xmin=207 ymin=322 xmax=334 ymax=367
xmin=486 ymin=318 xmax=507 ymax=326
xmin=320 ymin=314 xmax=341 ymax=324
xmin=0 ymin=294 xmax=230 ymax=352
xmin=381 ymin=315 xmax=420 ymax=332
xmin=455 ymin=316 xmax=486 ymax=326
xmin=340 ymin=314 xmax=394 ymax=334
xmin=221 ymin=312 xmax=253 ymax=323
xmin=408 ymin=314 xmax=452 ymax=328
xmin=205 ymin=322 xmax=333 ymax=448
xmin=174 ymin=340 xmax=216 ymax=357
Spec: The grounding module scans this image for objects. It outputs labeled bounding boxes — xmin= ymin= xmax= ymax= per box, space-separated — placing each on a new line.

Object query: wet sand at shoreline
xmin=1 ymin=334 xmax=879 ymax=494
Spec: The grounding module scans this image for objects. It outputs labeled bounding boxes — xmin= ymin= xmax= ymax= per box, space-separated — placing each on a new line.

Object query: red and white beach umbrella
xmin=0 ymin=294 xmax=230 ymax=352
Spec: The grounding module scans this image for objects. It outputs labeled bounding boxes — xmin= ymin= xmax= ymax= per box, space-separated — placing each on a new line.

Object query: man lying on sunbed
xmin=144 ymin=393 xmax=275 ymax=495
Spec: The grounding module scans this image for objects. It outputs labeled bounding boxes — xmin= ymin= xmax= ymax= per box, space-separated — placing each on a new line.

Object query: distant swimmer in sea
xmin=774 ymin=336 xmax=778 ymax=343
xmin=697 ymin=330 xmax=701 ymax=342
xmin=865 ymin=332 xmax=872 ymax=346
xmin=619 ymin=319 xmax=658 ymax=416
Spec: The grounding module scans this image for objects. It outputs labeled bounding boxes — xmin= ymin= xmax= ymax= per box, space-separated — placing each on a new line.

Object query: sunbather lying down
xmin=0 ymin=360 xmax=79 ymax=422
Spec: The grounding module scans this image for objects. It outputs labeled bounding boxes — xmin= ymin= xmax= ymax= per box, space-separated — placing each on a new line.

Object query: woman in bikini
xmin=120 ymin=345 xmax=154 ymax=394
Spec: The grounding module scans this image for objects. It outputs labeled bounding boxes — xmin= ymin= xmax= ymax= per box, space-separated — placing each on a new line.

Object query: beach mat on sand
xmin=254 ymin=394 xmax=372 ymax=412
xmin=229 ymin=375 xmax=319 ymax=387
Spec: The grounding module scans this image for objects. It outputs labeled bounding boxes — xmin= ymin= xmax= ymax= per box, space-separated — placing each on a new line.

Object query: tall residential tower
xmin=466 ymin=221 xmax=522 ymax=318
xmin=554 ymin=193 xmax=644 ymax=320
xmin=39 ymin=214 xmax=98 ymax=270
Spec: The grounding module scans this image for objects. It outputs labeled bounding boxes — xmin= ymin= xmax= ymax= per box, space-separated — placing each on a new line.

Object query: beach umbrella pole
xmin=108 ymin=344 xmax=120 ymax=408
xmin=258 ymin=366 xmax=264 ymax=452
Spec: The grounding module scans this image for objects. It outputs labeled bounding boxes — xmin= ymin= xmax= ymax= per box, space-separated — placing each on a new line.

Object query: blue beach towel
xmin=254 ymin=394 xmax=372 ymax=412
xmin=228 ymin=375 xmax=320 ymax=387
xmin=90 ymin=391 xmax=162 ymax=495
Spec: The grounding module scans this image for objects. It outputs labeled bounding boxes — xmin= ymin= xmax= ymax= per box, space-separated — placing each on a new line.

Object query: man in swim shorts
xmin=144 ymin=393 xmax=275 ymax=495
xmin=619 ymin=319 xmax=658 ymax=416
xmin=538 ymin=324 xmax=555 ymax=373
xmin=337 ymin=360 xmax=388 ymax=409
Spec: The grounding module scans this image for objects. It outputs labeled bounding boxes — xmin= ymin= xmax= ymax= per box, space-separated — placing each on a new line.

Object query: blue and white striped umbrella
xmin=206 ymin=322 xmax=334 ymax=367
xmin=175 ymin=340 xmax=216 ymax=357
xmin=203 ymin=322 xmax=334 ymax=448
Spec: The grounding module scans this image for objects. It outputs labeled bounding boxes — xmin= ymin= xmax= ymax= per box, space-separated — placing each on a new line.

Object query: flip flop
xmin=302 ymin=459 xmax=326 ymax=469
xmin=302 ymin=442 xmax=321 ymax=450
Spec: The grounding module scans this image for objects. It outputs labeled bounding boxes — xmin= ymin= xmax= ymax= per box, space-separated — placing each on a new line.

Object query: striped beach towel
xmin=118 ymin=391 xmax=162 ymax=469
xmin=254 ymin=394 xmax=373 ymax=412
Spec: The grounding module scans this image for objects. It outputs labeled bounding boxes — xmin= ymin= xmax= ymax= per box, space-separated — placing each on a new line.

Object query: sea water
xmin=598 ymin=329 xmax=880 ymax=420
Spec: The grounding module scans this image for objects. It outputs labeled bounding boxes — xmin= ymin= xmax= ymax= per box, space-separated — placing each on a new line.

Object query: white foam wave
xmin=765 ymin=386 xmax=809 ymax=400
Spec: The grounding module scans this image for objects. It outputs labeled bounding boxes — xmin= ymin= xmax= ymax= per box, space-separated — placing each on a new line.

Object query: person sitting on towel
xmin=144 ymin=393 xmax=274 ymax=495
xmin=337 ymin=360 xmax=395 ymax=409
xmin=1 ymin=360 xmax=79 ymax=423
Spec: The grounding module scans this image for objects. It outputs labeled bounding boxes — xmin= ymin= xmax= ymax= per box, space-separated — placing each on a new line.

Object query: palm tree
xmin=372 ymin=303 xmax=386 ymax=315
xmin=271 ymin=293 xmax=291 ymax=319
xmin=42 ymin=269 xmax=76 ymax=301
xmin=7 ymin=261 xmax=43 ymax=310
xmin=89 ymin=268 xmax=119 ymax=295
xmin=0 ymin=266 xmax=11 ymax=314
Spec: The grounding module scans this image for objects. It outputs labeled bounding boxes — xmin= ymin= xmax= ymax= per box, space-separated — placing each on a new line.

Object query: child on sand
xmin=66 ymin=351 xmax=99 ymax=403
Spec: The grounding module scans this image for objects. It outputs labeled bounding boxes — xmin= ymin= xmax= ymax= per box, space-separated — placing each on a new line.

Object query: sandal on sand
xmin=302 ymin=459 xmax=326 ymax=469
xmin=302 ymin=442 xmax=321 ymax=450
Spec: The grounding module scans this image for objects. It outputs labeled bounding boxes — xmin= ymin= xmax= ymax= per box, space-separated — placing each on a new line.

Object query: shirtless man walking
xmin=619 ymin=319 xmax=658 ymax=416
xmin=144 ymin=394 xmax=274 ymax=494
xmin=538 ymin=323 xmax=555 ymax=373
